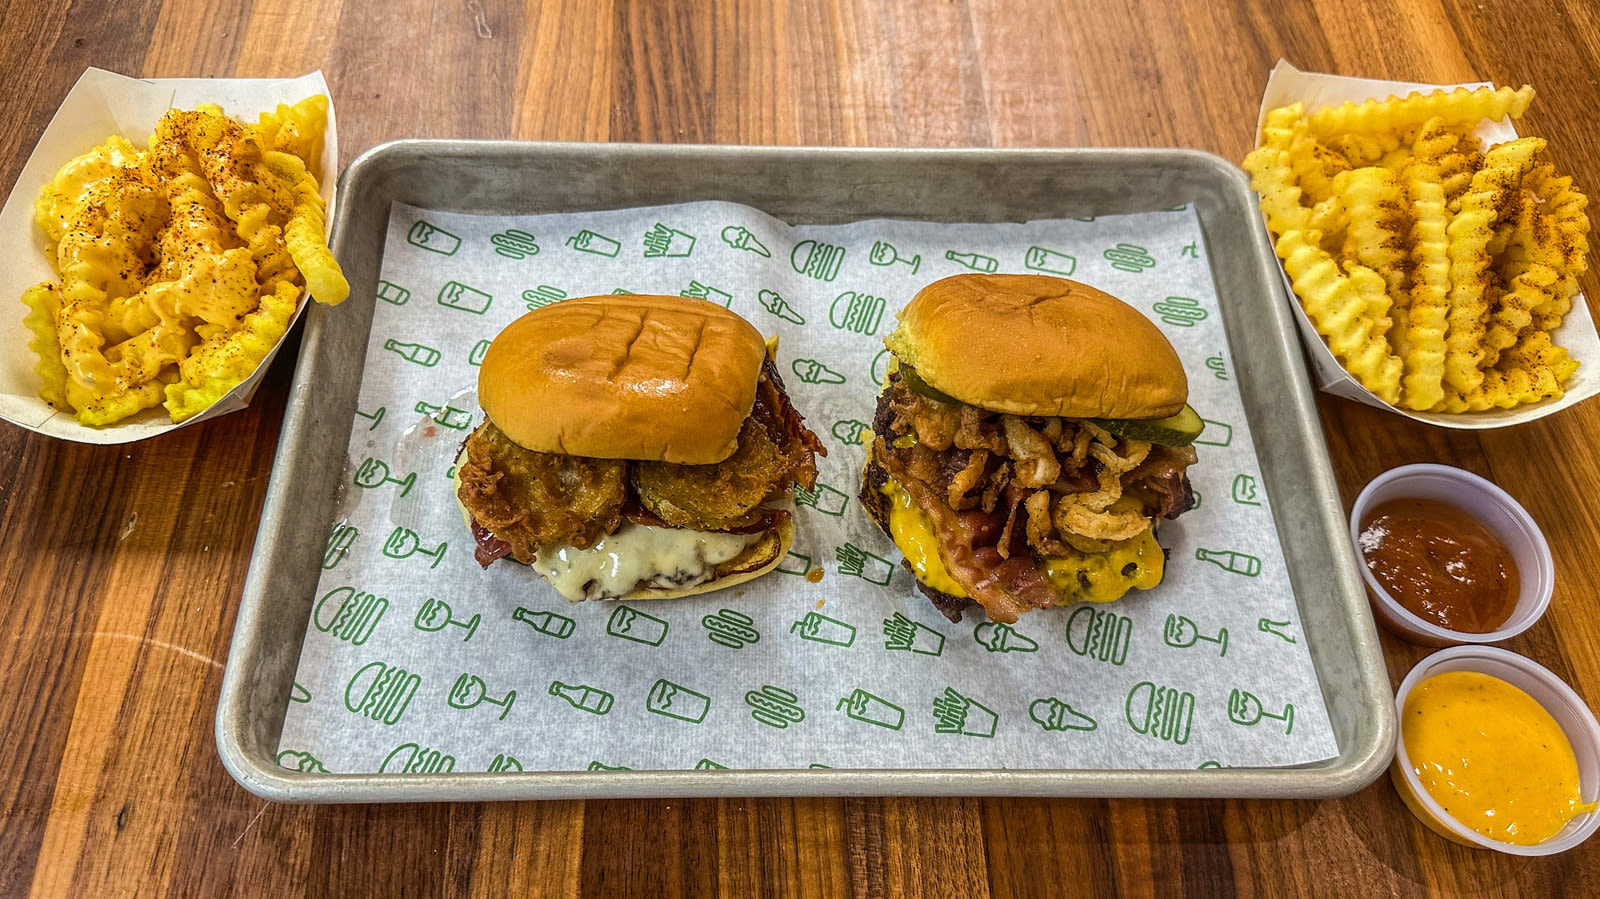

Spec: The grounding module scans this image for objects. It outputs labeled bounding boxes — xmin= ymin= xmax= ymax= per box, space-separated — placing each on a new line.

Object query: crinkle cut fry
xmin=165 ymin=280 xmax=301 ymax=422
xmin=1307 ymin=84 xmax=1534 ymax=137
xmin=1276 ymin=229 xmax=1403 ymax=404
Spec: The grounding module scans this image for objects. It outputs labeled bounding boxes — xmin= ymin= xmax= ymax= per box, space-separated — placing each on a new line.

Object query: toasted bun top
xmin=478 ymin=295 xmax=766 ymax=463
xmin=884 ymin=274 xmax=1188 ymax=418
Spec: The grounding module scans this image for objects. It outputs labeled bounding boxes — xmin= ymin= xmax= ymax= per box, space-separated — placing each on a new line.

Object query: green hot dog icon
xmin=746 ymin=685 xmax=805 ymax=728
xmin=1125 ymin=681 xmax=1195 ymax=744
xmin=703 ymin=609 xmax=760 ymax=649
xmin=1152 ymin=296 xmax=1206 ymax=327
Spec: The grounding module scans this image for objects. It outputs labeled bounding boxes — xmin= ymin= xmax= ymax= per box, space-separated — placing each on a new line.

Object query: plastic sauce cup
xmin=1391 ymin=646 xmax=1600 ymax=855
xmin=1348 ymin=464 xmax=1553 ymax=646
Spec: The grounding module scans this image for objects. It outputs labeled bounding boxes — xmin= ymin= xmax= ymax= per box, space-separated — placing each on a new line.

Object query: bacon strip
xmin=471 ymin=518 xmax=513 ymax=568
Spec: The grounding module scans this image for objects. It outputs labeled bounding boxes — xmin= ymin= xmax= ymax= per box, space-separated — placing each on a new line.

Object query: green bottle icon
xmin=488 ymin=754 xmax=523 ymax=772
xmin=345 ymin=660 xmax=420 ymax=725
xmin=776 ymin=550 xmax=812 ymax=576
xmin=1125 ymin=681 xmax=1195 ymax=744
xmin=836 ymin=543 xmax=893 ymax=585
xmin=1024 ymin=246 xmax=1076 ymax=276
xmin=376 ymin=280 xmax=410 ymax=305
xmin=324 ymin=523 xmax=358 ymax=569
xmin=945 ymin=250 xmax=998 ymax=273
xmin=314 ymin=586 xmax=387 ymax=645
xmin=449 ymin=673 xmax=516 ymax=720
xmin=415 ymin=597 xmax=480 ymax=641
xmin=792 ymin=358 xmax=846 ymax=385
xmin=438 ymin=281 xmax=492 ymax=314
xmin=746 ymin=685 xmax=805 ymax=728
xmin=974 ymin=621 xmax=1038 ymax=654
xmin=1065 ymin=605 xmax=1132 ymax=666
xmin=1194 ymin=419 xmax=1233 ymax=447
xmin=523 ymin=285 xmax=568 ymax=309
xmin=828 ymin=291 xmax=886 ymax=335
xmin=758 ymin=289 xmax=805 ymax=325
xmin=381 ymin=742 xmax=454 ymax=773
xmin=882 ymin=612 xmax=944 ymax=656
xmin=383 ymin=339 xmax=441 ymax=367
xmin=647 ymin=678 xmax=710 ymax=723
xmin=550 ymin=680 xmax=614 ymax=715
xmin=1103 ymin=243 xmax=1156 ymax=272
xmin=514 ymin=606 xmax=576 ymax=639
xmin=415 ymin=400 xmax=473 ymax=430
xmin=588 ymin=761 xmax=631 ymax=771
xmin=791 ymin=239 xmax=845 ymax=281
xmin=491 ymin=229 xmax=539 ymax=259
xmin=721 ymin=225 xmax=770 ymax=256
xmin=1229 ymin=688 xmax=1294 ymax=734
xmin=838 ymin=688 xmax=904 ymax=730
xmin=869 ymin=240 xmax=920 ymax=273
xmin=643 ymin=223 xmax=696 ymax=257
xmin=1029 ymin=698 xmax=1098 ymax=732
xmin=1163 ymin=614 xmax=1228 ymax=657
xmin=354 ymin=405 xmax=385 ymax=431
xmin=1231 ymin=474 xmax=1261 ymax=506
xmin=695 ymin=758 xmax=728 ymax=770
xmin=276 ymin=749 xmax=328 ymax=773
xmin=791 ymin=612 xmax=855 ymax=646
xmin=1258 ymin=618 xmax=1296 ymax=644
xmin=1195 ymin=548 xmax=1261 ymax=577
xmin=1205 ymin=354 xmax=1229 ymax=380
xmin=831 ymin=419 xmax=869 ymax=446
xmin=406 ymin=220 xmax=460 ymax=255
xmin=382 ymin=526 xmax=447 ymax=568
xmin=567 ymin=229 xmax=621 ymax=257
xmin=469 ymin=339 xmax=490 ymax=366
xmin=1152 ymin=296 xmax=1206 ymax=327
xmin=354 ymin=457 xmax=415 ymax=496
xmin=795 ymin=481 xmax=849 ymax=515
xmin=933 ymin=687 xmax=998 ymax=737
xmin=608 ymin=606 xmax=668 ymax=646
xmin=681 ymin=280 xmax=732 ymax=307
xmin=703 ymin=609 xmax=760 ymax=649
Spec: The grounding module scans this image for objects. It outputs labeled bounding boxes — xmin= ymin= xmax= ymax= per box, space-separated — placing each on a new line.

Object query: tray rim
xmin=216 ymin=139 xmax=1395 ymax=802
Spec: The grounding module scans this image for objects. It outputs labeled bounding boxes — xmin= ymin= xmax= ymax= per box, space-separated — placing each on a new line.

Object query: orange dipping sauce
xmin=1358 ymin=497 xmax=1519 ymax=633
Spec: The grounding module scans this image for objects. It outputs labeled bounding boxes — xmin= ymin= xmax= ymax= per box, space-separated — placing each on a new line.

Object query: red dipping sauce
xmin=1357 ymin=497 xmax=1519 ymax=633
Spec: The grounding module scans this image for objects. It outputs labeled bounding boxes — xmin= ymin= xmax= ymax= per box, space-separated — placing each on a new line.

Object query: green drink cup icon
xmin=1125 ymin=681 xmax=1195 ymax=744
xmin=550 ymin=680 xmax=614 ymax=715
xmin=567 ymin=229 xmax=621 ymax=257
xmin=383 ymin=339 xmax=441 ymax=367
xmin=415 ymin=597 xmax=480 ymax=641
xmin=721 ymin=225 xmax=771 ymax=257
xmin=791 ymin=239 xmax=845 ymax=281
xmin=681 ymin=280 xmax=733 ymax=307
xmin=776 ymin=551 xmax=812 ymax=576
xmin=791 ymin=612 xmax=854 ymax=647
xmin=1024 ymin=246 xmax=1076 ymax=276
xmin=608 ymin=606 xmax=668 ymax=646
xmin=354 ymin=457 xmax=415 ymax=496
xmin=1231 ymin=474 xmax=1261 ymax=506
xmin=838 ymin=689 xmax=904 ymax=730
xmin=933 ymin=687 xmax=998 ymax=738
xmin=1228 ymin=688 xmax=1295 ymax=734
xmin=406 ymin=220 xmax=460 ymax=255
xmin=345 ymin=660 xmax=420 ymax=725
xmin=1065 ymin=605 xmax=1132 ymax=666
xmin=469 ymin=339 xmax=490 ymax=366
xmin=449 ymin=673 xmax=517 ymax=720
xmin=324 ymin=523 xmax=358 ymax=569
xmin=1194 ymin=419 xmax=1233 ymax=447
xmin=276 ymin=749 xmax=328 ymax=774
xmin=869 ymin=240 xmax=921 ymax=274
xmin=757 ymin=289 xmax=806 ymax=325
xmin=314 ymin=586 xmax=388 ymax=646
xmin=382 ymin=527 xmax=447 ymax=569
xmin=746 ymin=685 xmax=805 ymax=728
xmin=643 ymin=223 xmax=696 ymax=257
xmin=1152 ymin=296 xmax=1206 ymax=327
xmin=837 ymin=543 xmax=893 ymax=585
xmin=828 ymin=291 xmax=886 ymax=335
xmin=945 ymin=250 xmax=999 ymax=273
xmin=1195 ymin=547 xmax=1261 ymax=577
xmin=514 ymin=607 xmax=575 ymax=639
xmin=795 ymin=482 xmax=849 ymax=516
xmin=882 ymin=612 xmax=944 ymax=656
xmin=831 ymin=419 xmax=870 ymax=446
xmin=792 ymin=358 xmax=845 ymax=385
xmin=974 ymin=621 xmax=1038 ymax=654
xmin=376 ymin=280 xmax=410 ymax=305
xmin=647 ymin=678 xmax=710 ymax=723
xmin=438 ymin=281 xmax=492 ymax=314
xmin=488 ymin=754 xmax=523 ymax=773
xmin=1162 ymin=614 xmax=1228 ymax=657
xmin=1029 ymin=698 xmax=1098 ymax=732
xmin=1258 ymin=618 xmax=1296 ymax=644
xmin=1104 ymin=243 xmax=1156 ymax=272
xmin=491 ymin=229 xmax=539 ymax=259
xmin=381 ymin=742 xmax=455 ymax=773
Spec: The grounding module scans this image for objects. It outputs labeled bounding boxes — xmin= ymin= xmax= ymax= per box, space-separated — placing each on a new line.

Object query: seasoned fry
xmin=1307 ymin=85 xmax=1534 ymax=137
xmin=1276 ymin=230 xmax=1404 ymax=403
xmin=1334 ymin=166 xmax=1409 ymax=300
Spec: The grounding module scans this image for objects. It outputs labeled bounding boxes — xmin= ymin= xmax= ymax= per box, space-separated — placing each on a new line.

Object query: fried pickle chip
xmin=633 ymin=417 xmax=794 ymax=530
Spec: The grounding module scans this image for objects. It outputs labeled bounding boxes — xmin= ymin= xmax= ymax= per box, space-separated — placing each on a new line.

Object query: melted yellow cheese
xmin=883 ymin=476 xmax=968 ymax=597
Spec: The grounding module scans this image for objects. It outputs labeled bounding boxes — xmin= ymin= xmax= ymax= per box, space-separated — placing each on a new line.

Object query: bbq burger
xmin=859 ymin=274 xmax=1202 ymax=624
xmin=456 ymin=295 xmax=824 ymax=601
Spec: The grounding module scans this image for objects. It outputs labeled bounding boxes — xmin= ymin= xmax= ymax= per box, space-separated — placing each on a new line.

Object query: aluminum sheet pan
xmin=216 ymin=141 xmax=1394 ymax=801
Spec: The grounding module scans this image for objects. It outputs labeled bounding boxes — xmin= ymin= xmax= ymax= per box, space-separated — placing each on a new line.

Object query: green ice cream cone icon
xmin=314 ymin=586 xmax=388 ymax=646
xmin=682 ymin=280 xmax=733 ymax=307
xmin=438 ymin=280 xmax=493 ymax=314
xmin=344 ymin=660 xmax=420 ymax=725
xmin=1023 ymin=246 xmax=1076 ymax=276
xmin=414 ymin=596 xmax=480 ymax=642
xmin=406 ymin=220 xmax=460 ymax=255
xmin=933 ymin=687 xmax=998 ymax=738
xmin=838 ymin=688 xmax=904 ymax=730
xmin=354 ymin=457 xmax=415 ymax=497
xmin=792 ymin=358 xmax=846 ymax=385
xmin=449 ymin=673 xmax=517 ymax=720
xmin=1195 ymin=547 xmax=1260 ymax=577
xmin=647 ymin=678 xmax=710 ymax=723
xmin=795 ymin=482 xmax=849 ymax=516
xmin=703 ymin=609 xmax=760 ymax=648
xmin=791 ymin=239 xmax=845 ymax=281
xmin=382 ymin=527 xmax=447 ymax=569
xmin=1228 ymin=688 xmax=1295 ymax=734
xmin=974 ymin=621 xmax=1038 ymax=654
xmin=376 ymin=280 xmax=410 ymax=305
xmin=276 ymin=749 xmax=328 ymax=773
xmin=514 ymin=606 xmax=575 ymax=639
xmin=1104 ymin=243 xmax=1155 ymax=273
xmin=567 ymin=229 xmax=621 ymax=257
xmin=837 ymin=543 xmax=893 ymax=585
xmin=1258 ymin=618 xmax=1296 ymax=644
xmin=550 ymin=680 xmax=614 ymax=715
xmin=776 ymin=551 xmax=812 ymax=576
xmin=324 ymin=523 xmax=358 ymax=569
xmin=1125 ymin=681 xmax=1195 ymax=744
xmin=882 ymin=612 xmax=944 ymax=656
xmin=869 ymin=240 xmax=920 ymax=274
xmin=1028 ymin=698 xmax=1098 ymax=732
xmin=1162 ymin=614 xmax=1228 ymax=657
xmin=758 ymin=289 xmax=806 ymax=325
xmin=746 ymin=685 xmax=805 ymax=728
xmin=383 ymin=339 xmax=442 ymax=367
xmin=488 ymin=754 xmax=523 ymax=772
xmin=721 ymin=225 xmax=771 ymax=256
xmin=1065 ymin=605 xmax=1132 ymax=666
xmin=828 ymin=291 xmax=886 ymax=335
xmin=1230 ymin=474 xmax=1261 ymax=506
xmin=381 ymin=742 xmax=455 ymax=773
xmin=1152 ymin=296 xmax=1206 ymax=327
xmin=791 ymin=612 xmax=854 ymax=646
xmin=945 ymin=250 xmax=998 ymax=273
xmin=491 ymin=228 xmax=539 ymax=259
xmin=643 ymin=223 xmax=696 ymax=258
xmin=831 ymin=419 xmax=870 ymax=446
xmin=608 ymin=606 xmax=668 ymax=646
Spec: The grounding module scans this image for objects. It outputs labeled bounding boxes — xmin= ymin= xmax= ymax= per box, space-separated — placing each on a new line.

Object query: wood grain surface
xmin=3 ymin=0 xmax=1598 ymax=895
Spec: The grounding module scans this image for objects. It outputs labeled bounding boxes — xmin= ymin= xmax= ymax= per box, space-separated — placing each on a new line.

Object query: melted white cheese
xmin=532 ymin=523 xmax=760 ymax=601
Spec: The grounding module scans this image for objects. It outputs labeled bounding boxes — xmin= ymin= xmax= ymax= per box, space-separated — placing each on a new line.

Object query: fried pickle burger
xmin=859 ymin=274 xmax=1202 ymax=624
xmin=456 ymin=295 xmax=824 ymax=601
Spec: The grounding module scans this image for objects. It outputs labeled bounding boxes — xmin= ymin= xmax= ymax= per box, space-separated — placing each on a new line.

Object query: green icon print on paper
xmin=809 ymin=763 xmax=831 ymax=769
xmin=1163 ymin=614 xmax=1228 ymax=657
xmin=1152 ymin=296 xmax=1206 ymax=327
xmin=648 ymin=678 xmax=710 ymax=723
xmin=695 ymin=758 xmax=728 ymax=770
xmin=314 ymin=586 xmax=387 ymax=645
xmin=838 ymin=688 xmax=904 ymax=730
xmin=414 ymin=400 xmax=472 ymax=430
xmin=354 ymin=405 xmax=385 ymax=430
xmin=831 ymin=419 xmax=869 ymax=446
xmin=1065 ymin=605 xmax=1131 ymax=666
xmin=792 ymin=239 xmax=845 ymax=281
xmin=325 ymin=523 xmax=358 ymax=569
xmin=550 ymin=681 xmax=614 ymax=715
xmin=383 ymin=339 xmax=441 ymax=367
xmin=869 ymin=240 xmax=921 ymax=274
xmin=608 ymin=606 xmax=668 ymax=646
xmin=776 ymin=551 xmax=811 ymax=576
xmin=721 ymin=225 xmax=771 ymax=257
xmin=796 ymin=482 xmax=849 ymax=516
xmin=792 ymin=358 xmax=845 ymax=385
xmin=407 ymin=220 xmax=460 ymax=255
xmin=1198 ymin=760 xmax=1223 ymax=769
xmin=704 ymin=609 xmax=759 ymax=649
xmin=376 ymin=280 xmax=410 ymax=305
xmin=381 ymin=742 xmax=454 ymax=773
xmin=1104 ymin=243 xmax=1155 ymax=272
xmin=746 ymin=685 xmax=805 ymax=728
xmin=491 ymin=229 xmax=539 ymax=259
xmin=588 ymin=761 xmax=631 ymax=771
xmin=1231 ymin=474 xmax=1261 ymax=506
xmin=644 ymin=223 xmax=696 ymax=258
xmin=488 ymin=754 xmax=523 ymax=772
xmin=791 ymin=612 xmax=855 ymax=646
xmin=290 ymin=682 xmax=312 ymax=704
xmin=1194 ymin=419 xmax=1233 ymax=446
xmin=1125 ymin=681 xmax=1194 ymax=744
xmin=523 ymin=285 xmax=568 ymax=309
xmin=354 ymin=457 xmax=415 ymax=497
xmin=946 ymin=250 xmax=998 ymax=273
xmin=837 ymin=543 xmax=893 ymax=585
xmin=449 ymin=673 xmax=516 ymax=720
xmin=567 ymin=229 xmax=622 ymax=257
xmin=871 ymin=348 xmax=890 ymax=385
xmin=414 ymin=597 xmax=480 ymax=642
xmin=514 ymin=607 xmax=576 ymax=639
xmin=1024 ymin=246 xmax=1077 ymax=276
xmin=469 ymin=339 xmax=490 ymax=366
xmin=682 ymin=281 xmax=733 ymax=307
xmin=438 ymin=281 xmax=492 ymax=315
xmin=1229 ymin=688 xmax=1295 ymax=735
xmin=830 ymin=291 xmax=886 ymax=335
xmin=1196 ymin=548 xmax=1261 ymax=577
xmin=974 ymin=621 xmax=1038 ymax=654
xmin=1182 ymin=241 xmax=1200 ymax=258
xmin=1258 ymin=618 xmax=1297 ymax=644
xmin=1206 ymin=354 xmax=1228 ymax=380
xmin=1029 ymin=698 xmax=1098 ymax=732
xmin=383 ymin=527 xmax=447 ymax=568
xmin=345 ymin=660 xmax=419 ymax=725
xmin=758 ymin=289 xmax=806 ymax=325
xmin=883 ymin=613 xmax=944 ymax=656
xmin=276 ymin=749 xmax=328 ymax=773
xmin=933 ymin=687 xmax=998 ymax=738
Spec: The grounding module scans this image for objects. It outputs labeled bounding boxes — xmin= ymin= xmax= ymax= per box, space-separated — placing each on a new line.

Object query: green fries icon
xmin=933 ymin=687 xmax=998 ymax=738
xmin=354 ymin=457 xmax=415 ymax=497
xmin=382 ymin=527 xmax=447 ymax=568
xmin=837 ymin=543 xmax=893 ymax=585
xmin=491 ymin=229 xmax=539 ymax=259
xmin=703 ymin=609 xmax=760 ymax=649
xmin=681 ymin=281 xmax=733 ymax=307
xmin=882 ymin=612 xmax=944 ymax=656
xmin=746 ymin=685 xmax=805 ymax=728
xmin=643 ymin=223 xmax=696 ymax=257
xmin=795 ymin=481 xmax=849 ymax=516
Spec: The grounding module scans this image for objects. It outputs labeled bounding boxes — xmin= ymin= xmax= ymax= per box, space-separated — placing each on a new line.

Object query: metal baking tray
xmin=216 ymin=141 xmax=1394 ymax=801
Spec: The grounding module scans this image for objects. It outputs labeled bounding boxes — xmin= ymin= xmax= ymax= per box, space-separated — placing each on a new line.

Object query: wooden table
xmin=4 ymin=1 xmax=1598 ymax=895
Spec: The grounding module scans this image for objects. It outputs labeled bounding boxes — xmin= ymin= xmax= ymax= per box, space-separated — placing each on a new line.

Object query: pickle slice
xmin=898 ymin=364 xmax=961 ymax=405
xmin=1092 ymin=404 xmax=1204 ymax=447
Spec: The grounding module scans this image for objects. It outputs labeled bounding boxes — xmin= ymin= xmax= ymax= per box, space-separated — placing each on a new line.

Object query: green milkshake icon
xmin=353 ymin=405 xmax=385 ymax=431
xmin=776 ymin=551 xmax=812 ymax=576
xmin=449 ymin=673 xmax=517 ymax=720
xmin=974 ymin=621 xmax=1038 ymax=654
xmin=354 ymin=457 xmax=415 ymax=497
xmin=1163 ymin=614 xmax=1228 ymax=657
xmin=1195 ymin=547 xmax=1261 ymax=577
xmin=608 ymin=606 xmax=668 ymax=646
xmin=491 ymin=229 xmax=539 ymax=259
xmin=406 ymin=220 xmax=460 ymax=255
xmin=933 ymin=687 xmax=998 ymax=738
xmin=643 ymin=223 xmax=696 ymax=257
xmin=792 ymin=358 xmax=846 ymax=385
xmin=567 ymin=229 xmax=621 ymax=257
xmin=314 ymin=586 xmax=387 ymax=646
xmin=945 ymin=250 xmax=998 ymax=273
xmin=414 ymin=597 xmax=480 ymax=641
xmin=882 ymin=612 xmax=944 ymax=656
xmin=550 ymin=681 xmax=614 ymax=715
xmin=381 ymin=742 xmax=454 ymax=774
xmin=376 ymin=280 xmax=410 ymax=305
xmin=1125 ymin=681 xmax=1195 ymax=744
xmin=513 ymin=607 xmax=575 ymax=639
xmin=1258 ymin=618 xmax=1297 ymax=643
xmin=1231 ymin=474 xmax=1261 ymax=506
xmin=415 ymin=400 xmax=472 ymax=430
xmin=276 ymin=749 xmax=328 ymax=773
xmin=795 ymin=482 xmax=849 ymax=516
xmin=791 ymin=239 xmax=845 ymax=281
xmin=382 ymin=527 xmax=447 ymax=569
xmin=828 ymin=291 xmax=886 ymax=334
xmin=345 ymin=660 xmax=420 ymax=725
xmin=438 ymin=281 xmax=492 ymax=314
xmin=1065 ymin=605 xmax=1132 ymax=666
xmin=837 ymin=543 xmax=894 ymax=585
xmin=1104 ymin=243 xmax=1156 ymax=273
xmin=838 ymin=688 xmax=904 ymax=730
xmin=831 ymin=419 xmax=870 ymax=446
xmin=869 ymin=240 xmax=920 ymax=274
xmin=488 ymin=754 xmax=523 ymax=773
xmin=791 ymin=612 xmax=854 ymax=646
xmin=721 ymin=225 xmax=771 ymax=256
xmin=383 ymin=339 xmax=442 ymax=367
xmin=703 ymin=609 xmax=760 ymax=648
xmin=1152 ymin=296 xmax=1206 ymax=327
xmin=682 ymin=280 xmax=733 ymax=307
xmin=1228 ymin=688 xmax=1295 ymax=734
xmin=647 ymin=678 xmax=710 ymax=723
xmin=758 ymin=289 xmax=806 ymax=325
xmin=746 ymin=685 xmax=805 ymax=728
xmin=324 ymin=523 xmax=358 ymax=569
xmin=1024 ymin=246 xmax=1076 ymax=276
xmin=1029 ymin=698 xmax=1098 ymax=732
